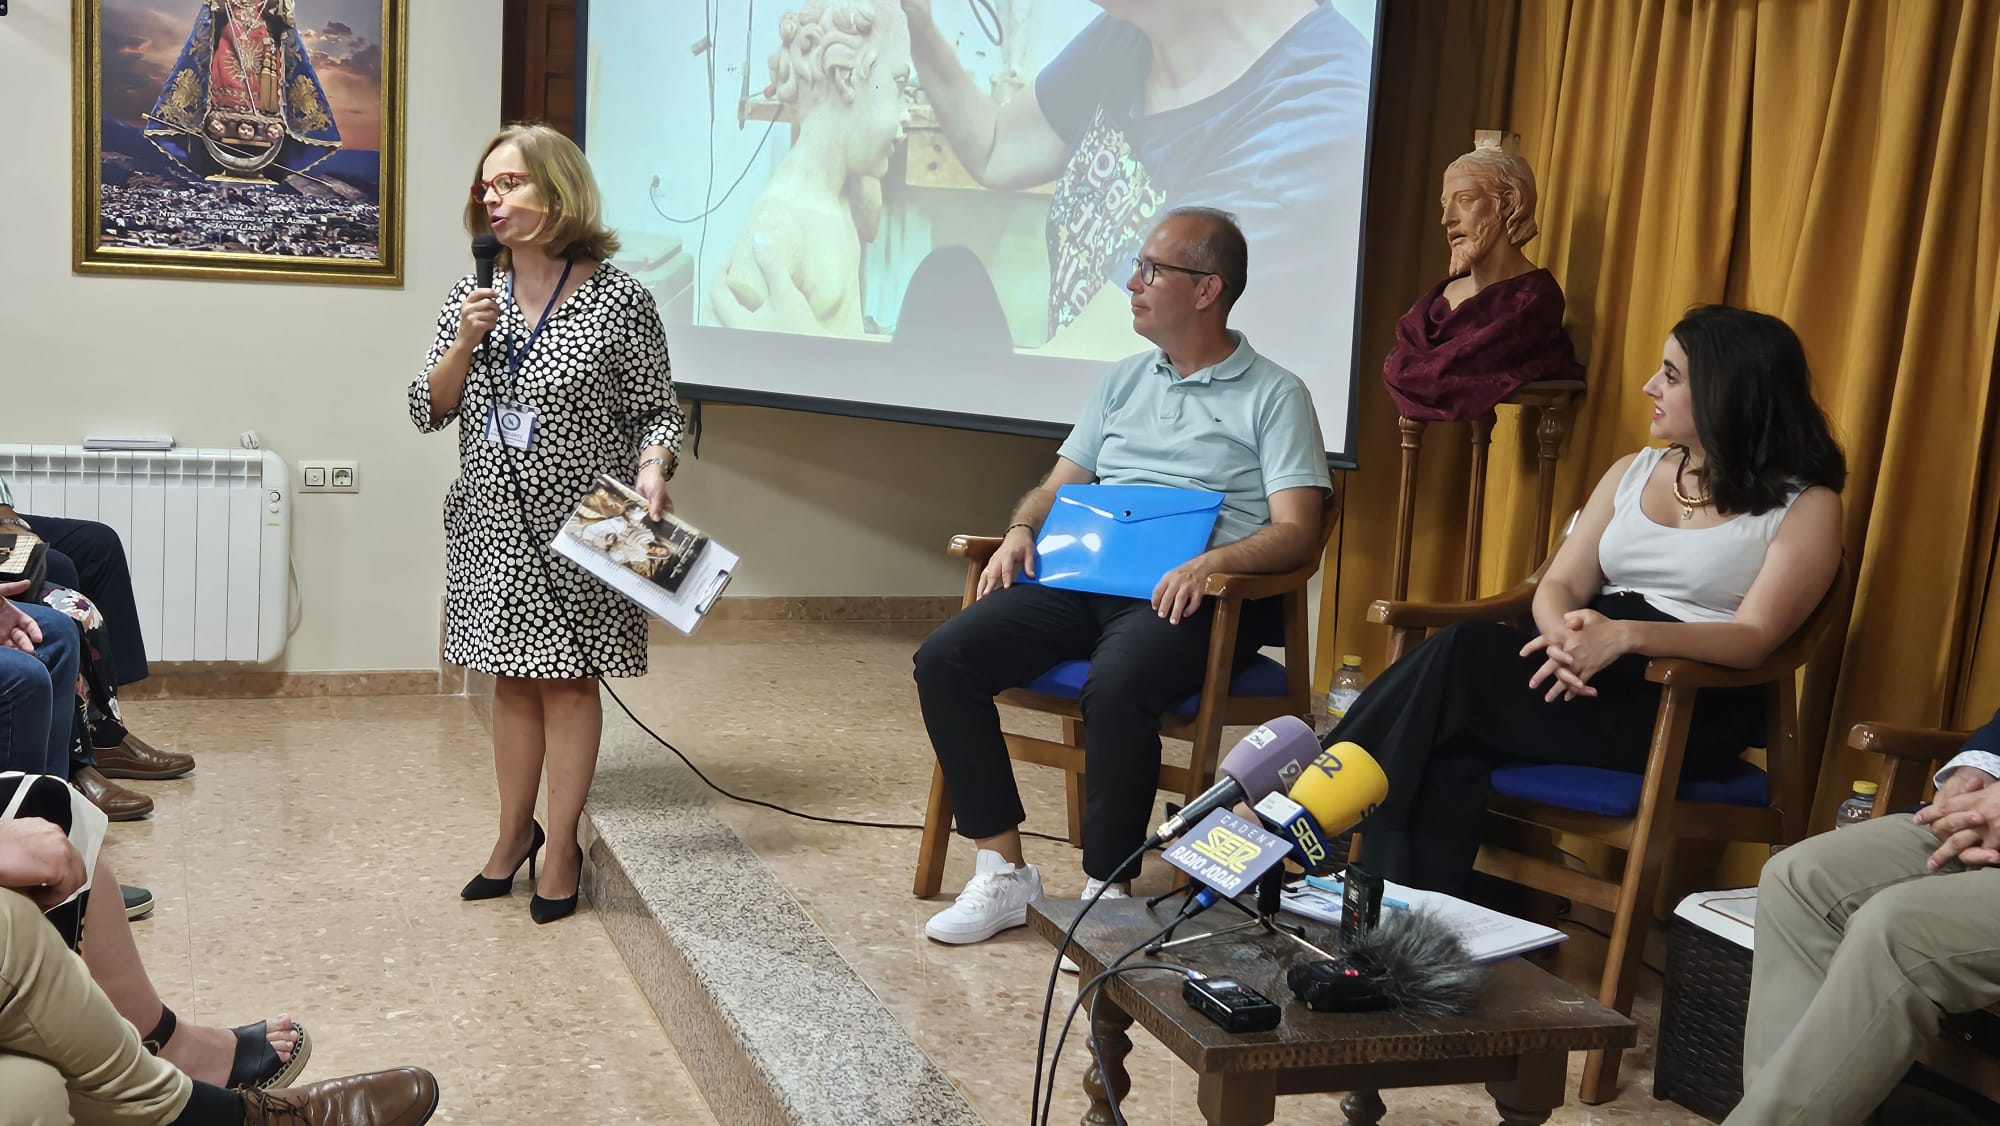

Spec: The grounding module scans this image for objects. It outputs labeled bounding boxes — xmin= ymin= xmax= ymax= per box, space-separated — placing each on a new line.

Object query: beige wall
xmin=0 ymin=2 xmax=1053 ymax=672
xmin=672 ymin=405 xmax=1055 ymax=598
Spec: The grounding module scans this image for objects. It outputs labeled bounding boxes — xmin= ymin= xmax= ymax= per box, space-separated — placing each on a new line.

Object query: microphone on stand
xmin=1168 ymin=739 xmax=1392 ymax=926
xmin=1145 ymin=716 xmax=1322 ymax=849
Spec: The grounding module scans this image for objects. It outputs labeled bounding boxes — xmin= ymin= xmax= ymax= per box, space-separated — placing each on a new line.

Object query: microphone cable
xmin=596 ymin=674 xmax=1073 ymax=842
xmin=1041 ymin=947 xmax=1186 ymax=1126
xmin=1027 ymin=841 xmax=1152 ymax=1125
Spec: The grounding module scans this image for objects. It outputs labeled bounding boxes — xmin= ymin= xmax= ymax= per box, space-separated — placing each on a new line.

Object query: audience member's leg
xmin=78 ymin=856 xmax=300 ymax=1088
xmin=912 ymin=583 xmax=1099 ymax=861
xmin=8 ymin=605 xmax=79 ymax=779
xmin=1074 ymin=598 xmax=1236 ymax=883
xmin=6 ymin=886 xmax=439 ymax=1124
xmin=0 ymin=648 xmax=56 ymax=776
xmin=0 ymin=1049 xmax=73 ymax=1126
xmin=0 ymin=887 xmax=194 ymax=1123
xmin=1728 ymin=816 xmax=2000 ymax=1125
xmin=44 ymin=547 xmax=83 ymax=597
xmin=23 ymin=515 xmax=148 ymax=686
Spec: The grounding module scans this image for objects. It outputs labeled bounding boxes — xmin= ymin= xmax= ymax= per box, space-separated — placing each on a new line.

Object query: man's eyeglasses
xmin=472 ymin=172 xmax=532 ymax=202
xmin=1131 ymin=257 xmax=1215 ymax=286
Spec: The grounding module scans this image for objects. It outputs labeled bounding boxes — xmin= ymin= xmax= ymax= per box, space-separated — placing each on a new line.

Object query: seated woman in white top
xmin=1329 ymin=305 xmax=1846 ymax=894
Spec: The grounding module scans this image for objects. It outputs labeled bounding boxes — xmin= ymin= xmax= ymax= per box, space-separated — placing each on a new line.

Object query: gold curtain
xmin=1321 ymin=0 xmax=2000 ymax=832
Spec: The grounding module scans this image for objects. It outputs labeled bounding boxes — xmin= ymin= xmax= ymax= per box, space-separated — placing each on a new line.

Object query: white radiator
xmin=0 ymin=445 xmax=291 ymax=663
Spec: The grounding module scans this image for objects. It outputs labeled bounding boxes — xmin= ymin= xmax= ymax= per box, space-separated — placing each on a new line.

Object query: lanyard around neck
xmin=500 ymin=258 xmax=575 ymax=398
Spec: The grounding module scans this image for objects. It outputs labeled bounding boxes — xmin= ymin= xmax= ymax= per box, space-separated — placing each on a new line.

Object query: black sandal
xmin=143 ymin=1005 xmax=313 ymax=1090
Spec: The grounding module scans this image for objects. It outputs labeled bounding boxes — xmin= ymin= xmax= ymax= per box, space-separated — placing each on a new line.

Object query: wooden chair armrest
xmin=1367 ymin=581 xmax=1538 ymax=630
xmin=948 ymin=535 xmax=1004 ymax=565
xmin=1643 ymin=620 xmax=1843 ymax=688
xmin=1848 ymin=722 xmax=1974 ymax=763
xmin=1642 ymin=655 xmax=1791 ymax=689
xmin=1202 ymin=563 xmax=1318 ymax=602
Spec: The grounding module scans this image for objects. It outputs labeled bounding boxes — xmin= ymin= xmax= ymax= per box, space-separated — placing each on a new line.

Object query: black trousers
xmin=1334 ymin=592 xmax=1762 ymax=895
xmin=28 ymin=515 xmax=148 ymax=687
xmin=913 ymin=582 xmax=1280 ymax=882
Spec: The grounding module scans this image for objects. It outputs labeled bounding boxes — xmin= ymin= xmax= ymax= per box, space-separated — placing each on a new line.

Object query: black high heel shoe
xmin=529 ymin=843 xmax=581 ymax=924
xmin=460 ymin=821 xmax=545 ymax=900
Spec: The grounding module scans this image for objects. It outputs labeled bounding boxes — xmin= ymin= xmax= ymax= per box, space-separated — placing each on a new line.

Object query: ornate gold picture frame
xmin=72 ymin=0 xmax=407 ymax=285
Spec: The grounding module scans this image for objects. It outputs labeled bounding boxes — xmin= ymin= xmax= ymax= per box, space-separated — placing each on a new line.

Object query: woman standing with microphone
xmin=410 ymin=123 xmax=682 ymax=924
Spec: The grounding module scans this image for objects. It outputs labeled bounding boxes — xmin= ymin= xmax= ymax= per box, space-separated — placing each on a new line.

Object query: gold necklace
xmin=1673 ymin=447 xmax=1711 ymax=520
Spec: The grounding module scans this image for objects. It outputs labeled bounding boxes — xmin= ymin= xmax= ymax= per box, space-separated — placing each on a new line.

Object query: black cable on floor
xmin=596 ymin=675 xmax=1074 ymax=843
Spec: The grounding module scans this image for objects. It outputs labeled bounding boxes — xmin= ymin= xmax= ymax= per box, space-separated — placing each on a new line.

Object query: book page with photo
xmin=550 ymin=476 xmax=739 ymax=635
xmin=561 ymin=475 xmax=710 ymax=593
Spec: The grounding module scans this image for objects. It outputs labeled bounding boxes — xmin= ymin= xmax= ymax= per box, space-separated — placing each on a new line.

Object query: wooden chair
xmin=1364 ymin=529 xmax=1847 ymax=1104
xmin=1853 ymin=720 xmax=2000 ymax=1105
xmin=913 ymin=494 xmax=1340 ymax=898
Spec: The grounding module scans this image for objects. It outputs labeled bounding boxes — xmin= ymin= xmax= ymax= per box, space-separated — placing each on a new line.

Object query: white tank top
xmin=1595 ymin=446 xmax=1801 ymax=623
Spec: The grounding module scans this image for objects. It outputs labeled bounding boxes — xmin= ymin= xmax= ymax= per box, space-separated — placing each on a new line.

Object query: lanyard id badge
xmin=484 ymin=258 xmax=574 ymax=452
xmin=484 ymin=401 xmax=539 ymax=450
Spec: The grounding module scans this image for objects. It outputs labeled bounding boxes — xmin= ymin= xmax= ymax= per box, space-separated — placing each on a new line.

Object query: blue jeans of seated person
xmin=0 ymin=603 xmax=80 ymax=778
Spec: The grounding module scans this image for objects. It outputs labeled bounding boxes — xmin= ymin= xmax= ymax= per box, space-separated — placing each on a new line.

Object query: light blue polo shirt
xmin=1057 ymin=332 xmax=1331 ymax=546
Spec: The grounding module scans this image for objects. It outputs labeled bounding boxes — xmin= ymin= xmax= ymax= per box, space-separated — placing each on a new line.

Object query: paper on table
xmin=1278 ymin=879 xmax=1569 ymax=964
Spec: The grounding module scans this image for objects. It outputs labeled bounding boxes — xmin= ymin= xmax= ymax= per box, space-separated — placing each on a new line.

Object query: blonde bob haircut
xmin=463 ymin=123 xmax=620 ymax=264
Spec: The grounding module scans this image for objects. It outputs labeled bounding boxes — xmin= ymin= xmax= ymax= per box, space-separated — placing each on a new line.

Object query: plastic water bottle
xmin=1834 ymin=781 xmax=1878 ymax=828
xmin=1320 ymin=655 xmax=1368 ymax=738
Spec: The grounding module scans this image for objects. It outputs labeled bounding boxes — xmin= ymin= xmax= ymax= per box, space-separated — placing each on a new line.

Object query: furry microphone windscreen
xmin=1341 ymin=908 xmax=1491 ymax=1018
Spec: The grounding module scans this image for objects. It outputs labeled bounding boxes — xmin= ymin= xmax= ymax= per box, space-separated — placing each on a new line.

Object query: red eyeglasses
xmin=472 ymin=171 xmax=532 ymax=202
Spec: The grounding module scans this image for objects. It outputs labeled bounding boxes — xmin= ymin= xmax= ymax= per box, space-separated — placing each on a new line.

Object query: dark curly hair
xmin=1672 ymin=306 xmax=1846 ymax=515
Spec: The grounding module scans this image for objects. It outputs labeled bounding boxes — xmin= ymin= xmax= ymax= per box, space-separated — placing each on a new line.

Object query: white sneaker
xmin=925 ymin=850 xmax=1044 ymax=944
xmin=1060 ymin=879 xmax=1131 ymax=973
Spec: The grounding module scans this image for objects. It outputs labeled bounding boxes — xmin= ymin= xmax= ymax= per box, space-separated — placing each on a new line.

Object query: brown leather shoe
xmin=73 ymin=766 xmax=153 ymax=821
xmin=241 ymin=1067 xmax=439 ymax=1126
xmin=93 ymin=734 xmax=195 ymax=779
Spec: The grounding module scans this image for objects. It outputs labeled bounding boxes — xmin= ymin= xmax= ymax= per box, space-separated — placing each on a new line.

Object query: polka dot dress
xmin=410 ymin=262 xmax=682 ymax=679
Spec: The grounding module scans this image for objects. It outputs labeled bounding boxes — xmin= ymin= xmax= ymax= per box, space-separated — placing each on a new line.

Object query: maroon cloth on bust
xmin=1381 ymin=268 xmax=1584 ymax=423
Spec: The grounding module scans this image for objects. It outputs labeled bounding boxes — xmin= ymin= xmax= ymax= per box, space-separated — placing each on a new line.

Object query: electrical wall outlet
xmin=299 ymin=460 xmax=359 ymax=493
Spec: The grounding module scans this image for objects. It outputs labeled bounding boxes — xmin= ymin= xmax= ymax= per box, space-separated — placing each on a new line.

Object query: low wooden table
xmin=1030 ymin=899 xmax=1636 ymax=1126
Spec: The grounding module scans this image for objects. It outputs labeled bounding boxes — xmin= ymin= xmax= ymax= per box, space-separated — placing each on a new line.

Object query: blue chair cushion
xmin=1489 ymin=761 xmax=1770 ymax=818
xmin=1018 ymin=654 xmax=1291 ymax=718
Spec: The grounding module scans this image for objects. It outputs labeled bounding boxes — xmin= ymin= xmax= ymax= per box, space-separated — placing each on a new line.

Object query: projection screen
xmin=580 ymin=1 xmax=1381 ymax=465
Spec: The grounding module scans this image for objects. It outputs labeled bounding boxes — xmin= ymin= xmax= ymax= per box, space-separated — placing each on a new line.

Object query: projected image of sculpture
xmin=710 ymin=0 xmax=913 ymax=335
xmin=1381 ymin=132 xmax=1583 ymax=422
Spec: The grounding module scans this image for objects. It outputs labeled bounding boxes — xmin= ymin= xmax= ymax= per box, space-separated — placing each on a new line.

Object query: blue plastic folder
xmin=1027 ymin=484 xmax=1223 ymax=601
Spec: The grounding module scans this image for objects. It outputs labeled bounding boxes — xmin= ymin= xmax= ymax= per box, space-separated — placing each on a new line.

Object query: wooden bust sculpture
xmin=1382 ymin=133 xmax=1582 ymax=422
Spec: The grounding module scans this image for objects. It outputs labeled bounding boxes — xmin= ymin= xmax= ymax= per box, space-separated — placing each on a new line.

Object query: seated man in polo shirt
xmin=912 ymin=206 xmax=1330 ymax=946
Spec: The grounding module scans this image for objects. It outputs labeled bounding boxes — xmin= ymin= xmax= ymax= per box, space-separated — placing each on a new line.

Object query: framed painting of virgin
xmin=73 ymin=0 xmax=408 ymax=285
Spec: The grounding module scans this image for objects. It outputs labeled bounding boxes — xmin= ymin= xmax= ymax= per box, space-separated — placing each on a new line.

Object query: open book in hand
xmin=548 ymin=475 xmax=738 ymax=635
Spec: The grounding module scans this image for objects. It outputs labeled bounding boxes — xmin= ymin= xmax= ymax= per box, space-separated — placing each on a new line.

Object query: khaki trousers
xmin=1727 ymin=814 xmax=2000 ymax=1125
xmin=0 ymin=888 xmax=190 ymax=1126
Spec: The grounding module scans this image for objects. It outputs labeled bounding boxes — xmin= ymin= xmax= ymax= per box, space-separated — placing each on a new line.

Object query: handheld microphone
xmin=472 ymin=233 xmax=502 ymax=291
xmin=1146 ymin=716 xmax=1322 ymax=848
xmin=1286 ymin=908 xmax=1489 ymax=1018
